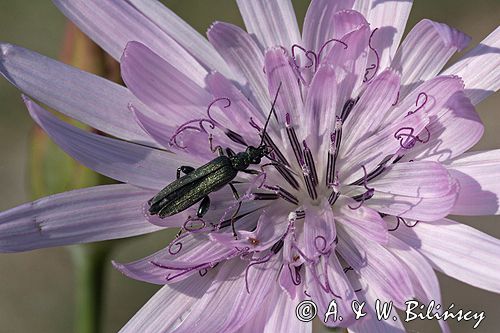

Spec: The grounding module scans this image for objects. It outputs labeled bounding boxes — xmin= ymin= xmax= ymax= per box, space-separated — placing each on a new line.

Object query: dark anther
xmin=271 ymin=239 xmax=284 ymax=253
xmin=225 ymin=129 xmax=247 ymax=146
xmin=349 ymin=165 xmax=375 ymax=210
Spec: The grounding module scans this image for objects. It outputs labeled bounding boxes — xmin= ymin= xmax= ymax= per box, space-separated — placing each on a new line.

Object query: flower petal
xmin=304 ymin=64 xmax=338 ymax=156
xmin=365 ymin=162 xmax=458 ymax=221
xmin=171 ymin=257 xmax=280 ymax=333
xmin=121 ymin=41 xmax=211 ymax=120
xmin=392 ymin=19 xmax=470 ymax=95
xmin=403 ymin=90 xmax=483 ymax=163
xmin=265 ymin=48 xmax=303 ymax=124
xmin=119 ymin=270 xmax=216 ymax=333
xmin=384 ymin=75 xmax=465 ymax=125
xmin=341 ymin=68 xmax=401 ymax=153
xmin=353 ymin=0 xmax=413 ymax=69
xmin=0 ymin=43 xmax=154 ymax=145
xmin=392 ymin=218 xmax=500 ymax=293
xmin=387 ymin=232 xmax=450 ymax=333
xmin=114 ymin=234 xmax=235 ymax=285
xmin=444 ymin=26 xmax=500 ymax=105
xmin=302 ymin=201 xmax=337 ymax=258
xmin=323 ymin=24 xmax=370 ymax=105
xmin=337 ymin=226 xmax=414 ymax=308
xmin=335 ymin=196 xmax=388 ymax=244
xmin=0 ymin=184 xmax=161 ymax=252
xmin=207 ymin=22 xmax=269 ymax=114
xmin=369 ymin=161 xmax=454 ymax=198
xmin=125 ymin=0 xmax=233 ymax=78
xmin=53 ymin=0 xmax=207 ymax=85
xmin=236 ymin=0 xmax=301 ymax=49
xmin=26 ymin=98 xmax=194 ymax=190
xmin=446 ymin=150 xmax=500 ymax=215
xmin=302 ymin=0 xmax=356 ymax=52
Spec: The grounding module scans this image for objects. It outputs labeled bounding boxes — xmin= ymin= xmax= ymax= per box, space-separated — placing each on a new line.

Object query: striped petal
xmin=0 ymin=184 xmax=161 ymax=252
xmin=444 ymin=26 xmax=500 ymax=105
xmin=0 ymin=43 xmax=153 ymax=145
xmin=26 ymin=98 xmax=194 ymax=190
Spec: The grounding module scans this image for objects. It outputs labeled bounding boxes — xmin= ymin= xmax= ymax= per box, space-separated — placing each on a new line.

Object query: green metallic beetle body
xmin=148 ymin=146 xmax=267 ymax=218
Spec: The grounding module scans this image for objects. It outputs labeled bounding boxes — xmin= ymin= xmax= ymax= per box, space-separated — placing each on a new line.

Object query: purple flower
xmin=1 ymin=1 xmax=499 ymax=332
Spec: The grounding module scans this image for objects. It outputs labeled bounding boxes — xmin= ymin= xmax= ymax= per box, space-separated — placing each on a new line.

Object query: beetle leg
xmin=197 ymin=196 xmax=211 ymax=218
xmin=240 ymin=169 xmax=260 ymax=175
xmin=177 ymin=165 xmax=195 ymax=179
xmin=209 ymin=134 xmax=224 ymax=156
xmin=228 ymin=183 xmax=241 ymax=238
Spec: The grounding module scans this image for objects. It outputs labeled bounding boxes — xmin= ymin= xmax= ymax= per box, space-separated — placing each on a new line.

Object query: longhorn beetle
xmin=148 ymin=84 xmax=282 ymax=236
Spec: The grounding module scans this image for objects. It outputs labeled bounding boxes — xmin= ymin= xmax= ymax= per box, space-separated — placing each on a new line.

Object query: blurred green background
xmin=0 ymin=0 xmax=499 ymax=332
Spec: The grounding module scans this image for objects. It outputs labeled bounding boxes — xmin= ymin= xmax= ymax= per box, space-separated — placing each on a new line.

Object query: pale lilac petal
xmin=125 ymin=0 xmax=233 ymax=78
xmin=302 ymin=202 xmax=336 ymax=258
xmin=353 ymin=0 xmax=413 ymax=69
xmin=341 ymin=111 xmax=429 ymax=183
xmin=210 ymin=213 xmax=288 ymax=252
xmin=0 ymin=43 xmax=154 ymax=145
xmin=342 ymin=68 xmax=401 ymax=153
xmin=0 ymin=184 xmax=161 ymax=252
xmin=387 ymin=232 xmax=450 ymax=333
xmin=261 ymin=289 xmax=311 ymax=333
xmin=326 ymin=254 xmax=359 ymax=326
xmin=304 ymin=64 xmax=338 ymax=156
xmin=302 ymin=0 xmax=356 ymax=52
xmin=385 ymin=75 xmax=465 ymax=125
xmin=446 ymin=150 xmax=500 ymax=215
xmin=368 ymin=186 xmax=458 ymax=222
xmin=392 ymin=19 xmax=470 ymax=94
xmin=121 ymin=41 xmax=211 ymax=120
xmin=348 ymin=284 xmax=406 ymax=333
xmin=337 ymin=227 xmax=413 ymax=308
xmin=335 ymin=196 xmax=388 ymax=244
xmin=265 ymin=48 xmax=303 ymax=123
xmin=171 ymin=257 xmax=280 ymax=333
xmin=323 ymin=24 xmax=370 ymax=105
xmin=403 ymin=91 xmax=483 ymax=163
xmin=444 ymin=26 xmax=500 ymax=105
xmin=236 ymin=0 xmax=301 ymax=49
xmin=369 ymin=161 xmax=454 ymax=198
xmin=119 ymin=271 xmax=216 ymax=333
xmin=53 ymin=0 xmax=207 ymax=86
xmin=26 ymin=98 xmax=194 ymax=190
xmin=205 ymin=71 xmax=265 ymax=143
xmin=366 ymin=162 xmax=458 ymax=221
xmin=114 ymin=234 xmax=234 ymax=285
xmin=392 ymin=218 xmax=500 ymax=293
xmin=207 ymin=22 xmax=269 ymax=114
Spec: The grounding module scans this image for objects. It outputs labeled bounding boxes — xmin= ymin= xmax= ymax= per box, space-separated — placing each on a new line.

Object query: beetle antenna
xmin=259 ymin=82 xmax=282 ymax=147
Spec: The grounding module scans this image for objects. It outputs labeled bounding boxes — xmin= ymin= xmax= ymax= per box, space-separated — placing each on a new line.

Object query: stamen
xmin=285 ymin=113 xmax=304 ymax=169
xmin=264 ymin=185 xmax=299 ymax=205
xmin=225 ymin=129 xmax=247 ymax=146
xmin=316 ymin=38 xmax=348 ymax=70
xmin=394 ymin=127 xmax=431 ymax=149
xmin=349 ymin=166 xmax=375 ymax=210
xmin=303 ymin=140 xmax=319 ymax=186
xmin=340 ymin=98 xmax=359 ymax=122
xmin=392 ymin=91 xmax=400 ymax=106
xmin=407 ymin=92 xmax=428 ymax=115
xmin=326 ymin=117 xmax=343 ymax=187
xmin=288 ymin=264 xmax=302 ymax=286
xmin=245 ymin=252 xmax=274 ymax=293
xmin=328 ymin=190 xmax=340 ymax=205
xmin=388 ymin=217 xmax=420 ymax=231
xmin=252 ymin=192 xmax=280 ymax=200
xmin=363 ymin=28 xmax=380 ymax=82
xmin=314 ymin=235 xmax=331 ymax=255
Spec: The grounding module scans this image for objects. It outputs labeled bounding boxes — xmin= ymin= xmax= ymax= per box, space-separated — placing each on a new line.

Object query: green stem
xmin=70 ymin=243 xmax=111 ymax=333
